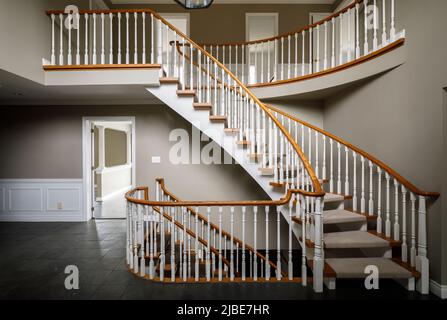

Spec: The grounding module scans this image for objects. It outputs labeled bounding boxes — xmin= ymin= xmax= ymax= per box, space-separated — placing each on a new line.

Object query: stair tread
xmin=324 ymin=230 xmax=389 ymax=249
xmin=325 ymin=258 xmax=414 ymax=279
xmin=324 ymin=193 xmax=347 ymax=203
xmin=323 ymin=209 xmax=367 ymax=224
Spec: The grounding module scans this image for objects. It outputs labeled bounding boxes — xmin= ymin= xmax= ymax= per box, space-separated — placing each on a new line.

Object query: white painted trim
xmin=0 ymin=179 xmax=84 ymax=222
xmin=96 ymin=185 xmax=132 ymax=202
xmin=430 ymin=279 xmax=447 ymax=299
xmin=245 ymin=12 xmax=279 ymax=42
xmin=83 ymin=116 xmax=136 ymax=221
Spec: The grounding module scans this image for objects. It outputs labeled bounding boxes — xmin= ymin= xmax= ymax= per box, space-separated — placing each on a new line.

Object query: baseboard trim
xmin=430 ymin=279 xmax=447 ymax=299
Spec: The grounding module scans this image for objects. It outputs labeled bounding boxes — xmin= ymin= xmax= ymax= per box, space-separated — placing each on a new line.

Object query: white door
xmin=246 ymin=13 xmax=278 ymax=83
xmin=310 ymin=12 xmax=332 ymax=71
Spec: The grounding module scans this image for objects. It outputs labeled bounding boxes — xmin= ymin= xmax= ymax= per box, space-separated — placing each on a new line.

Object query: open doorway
xmin=83 ymin=117 xmax=136 ymax=220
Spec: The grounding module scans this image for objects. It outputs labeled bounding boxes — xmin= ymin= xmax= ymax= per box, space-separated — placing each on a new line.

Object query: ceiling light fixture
xmin=174 ymin=0 xmax=214 ymax=10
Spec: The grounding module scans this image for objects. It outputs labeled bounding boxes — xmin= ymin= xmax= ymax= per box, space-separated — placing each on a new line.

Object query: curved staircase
xmin=43 ymin=3 xmax=439 ymax=295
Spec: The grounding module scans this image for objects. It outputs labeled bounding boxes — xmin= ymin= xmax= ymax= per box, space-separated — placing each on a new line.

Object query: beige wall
xmin=109 ymin=3 xmax=333 ymax=44
xmin=323 ymin=0 xmax=447 ymax=285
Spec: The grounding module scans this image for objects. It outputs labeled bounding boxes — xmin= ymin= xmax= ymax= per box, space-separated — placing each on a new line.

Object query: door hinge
xmin=91 ymin=128 xmax=94 ymax=133
xmin=91 ymin=206 xmax=95 ymax=212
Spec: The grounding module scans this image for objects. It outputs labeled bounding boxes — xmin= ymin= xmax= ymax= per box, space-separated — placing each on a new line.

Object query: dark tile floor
xmin=0 ymin=220 xmax=439 ymax=300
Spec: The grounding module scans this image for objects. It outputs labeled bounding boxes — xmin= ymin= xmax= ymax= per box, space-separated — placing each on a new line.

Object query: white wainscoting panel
xmin=0 ymin=179 xmax=84 ymax=221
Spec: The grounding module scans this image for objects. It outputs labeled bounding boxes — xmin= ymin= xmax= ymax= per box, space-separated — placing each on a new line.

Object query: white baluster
xmin=76 ymin=13 xmax=80 ymax=65
xmin=287 ymin=35 xmax=291 ymax=79
xmin=281 ymin=37 xmax=284 ymax=80
xmin=218 ymin=207 xmax=223 ymax=281
xmin=182 ymin=207 xmax=187 ymax=281
xmin=194 ymin=207 xmax=199 ymax=281
xmin=84 ymin=14 xmax=89 ymax=65
xmin=339 ymin=13 xmax=343 ymax=65
xmin=322 ymin=135 xmax=327 ymax=180
xmin=382 ymin=0 xmax=387 ymax=45
xmin=373 ymin=0 xmax=378 ymax=50
xmin=171 ymin=207 xmax=175 ymax=282
xmin=355 ymin=3 xmax=360 ymax=59
xmin=329 ymin=139 xmax=334 ymax=193
xmin=353 ymin=152 xmax=358 ymax=211
xmin=108 ymin=13 xmax=113 ymax=64
xmin=401 ymin=186 xmax=408 ymax=262
xmin=324 ymin=22 xmax=328 ymax=70
xmin=313 ymin=198 xmax=324 ymax=293
xmin=316 ymin=25 xmax=320 ymax=72
xmin=276 ymin=206 xmax=281 ymax=281
xmin=369 ymin=161 xmax=374 ymax=215
xmin=125 ymin=13 xmax=129 ymax=64
xmin=390 ymin=0 xmax=396 ymax=41
xmin=59 ymin=14 xmax=64 ymax=65
xmin=253 ymin=206 xmax=258 ymax=281
xmin=67 ymin=13 xmax=72 ymax=65
xmin=361 ymin=156 xmax=366 ymax=213
xmin=385 ymin=173 xmax=391 ymax=237
xmin=410 ymin=193 xmax=416 ymax=267
xmin=331 ymin=17 xmax=336 ymax=68
xmin=206 ymin=207 xmax=211 ymax=281
xmin=393 ymin=179 xmax=400 ymax=241
xmin=347 ymin=9 xmax=351 ymax=62
xmin=142 ymin=13 xmax=146 ymax=64
xmin=134 ymin=13 xmax=138 ymax=64
xmin=265 ymin=205 xmax=270 ymax=281
xmin=364 ymin=0 xmax=369 ymax=54
xmin=242 ymin=206 xmax=246 ymax=281
xmin=337 ymin=142 xmax=341 ymax=194
xmin=50 ymin=14 xmax=56 ymax=65
xmin=288 ymin=200 xmax=293 ymax=280
xmin=300 ymin=195 xmax=307 ymax=286
xmin=117 ymin=13 xmax=121 ymax=64
xmin=344 ymin=147 xmax=349 ymax=195
xmin=294 ymin=33 xmax=298 ymax=77
xmin=309 ymin=28 xmax=313 ymax=74
xmin=301 ymin=31 xmax=305 ymax=75
xmin=100 ymin=13 xmax=105 ymax=64
xmin=150 ymin=14 xmax=154 ymax=64
xmin=377 ymin=168 xmax=383 ymax=233
xmin=230 ymin=207 xmax=234 ymax=281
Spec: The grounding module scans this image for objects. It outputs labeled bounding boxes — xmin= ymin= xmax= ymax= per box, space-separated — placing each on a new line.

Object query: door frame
xmin=245 ymin=12 xmax=279 ymax=42
xmin=82 ymin=116 xmax=136 ymax=221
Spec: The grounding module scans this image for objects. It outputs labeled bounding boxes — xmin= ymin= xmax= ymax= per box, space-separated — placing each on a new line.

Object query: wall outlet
xmin=57 ymin=202 xmax=63 ymax=210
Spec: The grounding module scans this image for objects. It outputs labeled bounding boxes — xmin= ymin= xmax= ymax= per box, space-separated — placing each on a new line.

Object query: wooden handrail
xmin=45 ymin=8 xmax=324 ymax=196
xmin=247 ymin=38 xmax=405 ymax=88
xmin=266 ymin=104 xmax=440 ymax=198
xmin=155 ymin=178 xmax=285 ymax=276
xmin=198 ymin=0 xmax=363 ymax=47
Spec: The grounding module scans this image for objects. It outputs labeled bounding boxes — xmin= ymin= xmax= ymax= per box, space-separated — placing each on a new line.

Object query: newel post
xmin=313 ymin=197 xmax=324 ymax=293
xmin=416 ymin=196 xmax=429 ymax=294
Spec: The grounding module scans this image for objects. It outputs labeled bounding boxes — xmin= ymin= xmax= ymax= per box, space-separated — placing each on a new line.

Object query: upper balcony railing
xmin=199 ymin=0 xmax=404 ymax=87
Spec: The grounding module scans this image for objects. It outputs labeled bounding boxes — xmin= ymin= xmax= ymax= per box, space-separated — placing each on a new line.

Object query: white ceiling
xmin=110 ymin=0 xmax=335 ymax=4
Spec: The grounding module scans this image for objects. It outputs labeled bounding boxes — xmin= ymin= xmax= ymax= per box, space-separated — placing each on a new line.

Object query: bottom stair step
xmin=325 ymin=258 xmax=417 ymax=279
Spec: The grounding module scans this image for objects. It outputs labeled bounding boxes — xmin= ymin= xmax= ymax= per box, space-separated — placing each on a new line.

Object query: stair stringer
xmin=146 ymin=83 xmax=303 ymax=243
